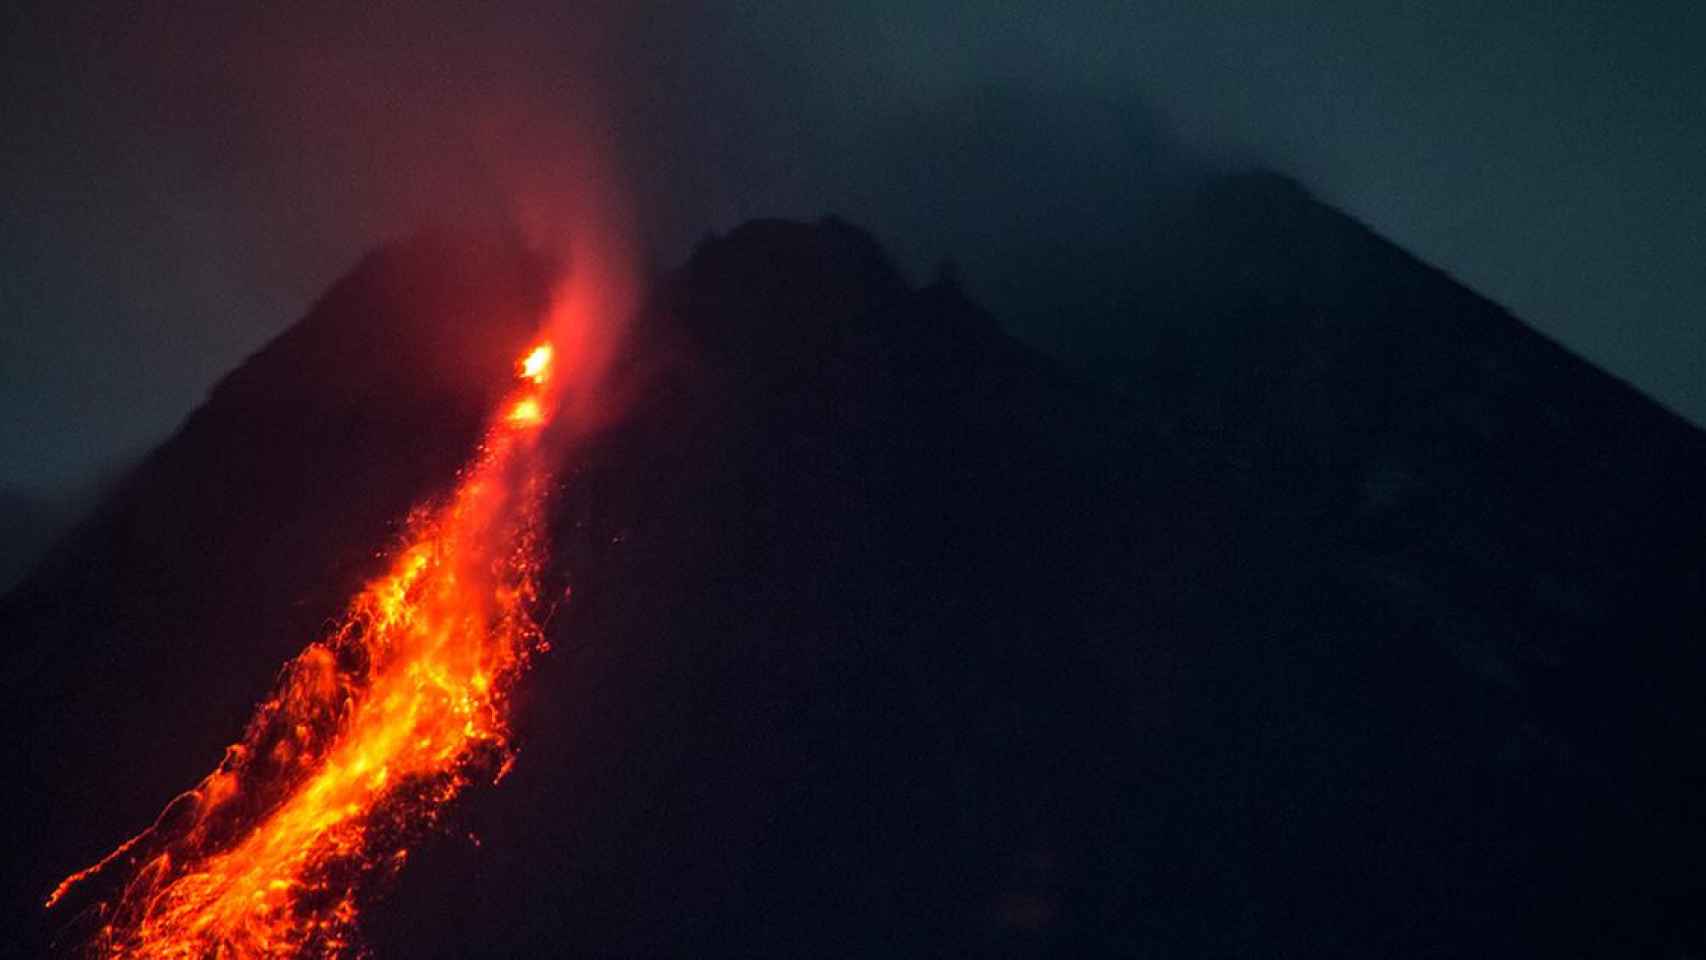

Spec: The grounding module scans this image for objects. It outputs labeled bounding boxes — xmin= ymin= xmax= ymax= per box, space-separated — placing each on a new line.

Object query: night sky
xmin=3 ymin=0 xmax=1702 ymax=495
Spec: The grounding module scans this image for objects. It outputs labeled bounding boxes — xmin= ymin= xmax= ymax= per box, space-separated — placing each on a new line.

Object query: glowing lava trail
xmin=49 ymin=341 xmax=565 ymax=957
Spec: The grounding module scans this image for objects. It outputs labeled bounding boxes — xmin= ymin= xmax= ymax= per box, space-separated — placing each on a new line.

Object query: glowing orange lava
xmin=49 ymin=342 xmax=563 ymax=958
xmin=505 ymin=397 xmax=544 ymax=426
xmin=519 ymin=344 xmax=553 ymax=384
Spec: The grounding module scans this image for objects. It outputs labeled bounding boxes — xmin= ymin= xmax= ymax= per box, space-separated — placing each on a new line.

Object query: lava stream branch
xmin=50 ymin=342 xmax=564 ymax=959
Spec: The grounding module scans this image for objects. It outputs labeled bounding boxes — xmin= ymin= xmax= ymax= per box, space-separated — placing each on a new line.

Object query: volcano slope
xmin=0 ymin=231 xmax=553 ymax=953
xmin=7 ymin=181 xmax=1706 ymax=957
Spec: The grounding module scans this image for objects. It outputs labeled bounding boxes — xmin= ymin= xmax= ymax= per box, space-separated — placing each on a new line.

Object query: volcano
xmin=6 ymin=172 xmax=1706 ymax=957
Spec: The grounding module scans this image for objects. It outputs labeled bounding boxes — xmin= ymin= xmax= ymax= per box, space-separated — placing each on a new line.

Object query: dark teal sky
xmin=3 ymin=0 xmax=1702 ymax=491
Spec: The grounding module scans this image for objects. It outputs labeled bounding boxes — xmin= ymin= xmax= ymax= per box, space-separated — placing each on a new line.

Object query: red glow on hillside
xmin=49 ymin=337 xmax=563 ymax=957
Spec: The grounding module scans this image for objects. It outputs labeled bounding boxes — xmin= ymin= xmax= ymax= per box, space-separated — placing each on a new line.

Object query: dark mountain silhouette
xmin=5 ymin=174 xmax=1703 ymax=957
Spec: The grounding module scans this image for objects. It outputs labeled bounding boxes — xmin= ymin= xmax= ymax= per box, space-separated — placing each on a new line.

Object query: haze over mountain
xmin=6 ymin=172 xmax=1704 ymax=956
xmin=8 ymin=0 xmax=1706 ymax=497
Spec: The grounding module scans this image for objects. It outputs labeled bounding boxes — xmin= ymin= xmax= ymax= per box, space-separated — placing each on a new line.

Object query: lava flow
xmin=48 ymin=341 xmax=565 ymax=957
